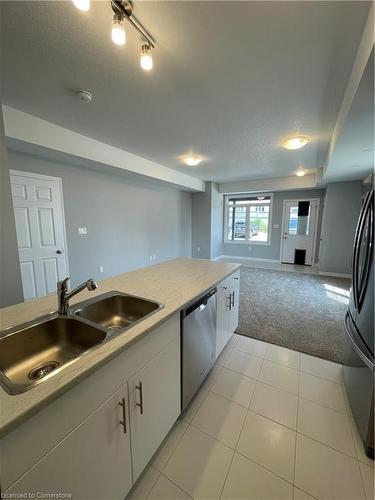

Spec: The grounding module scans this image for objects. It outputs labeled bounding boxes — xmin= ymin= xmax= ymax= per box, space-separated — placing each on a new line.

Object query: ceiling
xmin=324 ymin=48 xmax=374 ymax=183
xmin=0 ymin=1 xmax=371 ymax=183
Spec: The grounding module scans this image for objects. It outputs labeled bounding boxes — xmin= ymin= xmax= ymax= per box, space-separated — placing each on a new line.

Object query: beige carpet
xmin=236 ymin=266 xmax=351 ymax=363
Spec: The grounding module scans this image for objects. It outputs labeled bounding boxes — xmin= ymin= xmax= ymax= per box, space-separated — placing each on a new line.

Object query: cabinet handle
xmin=233 ymin=277 xmax=239 ymax=280
xmin=118 ymin=397 xmax=127 ymax=434
xmin=231 ymin=291 xmax=235 ymax=308
xmin=227 ymin=295 xmax=232 ymax=311
xmin=136 ymin=381 xmax=144 ymax=415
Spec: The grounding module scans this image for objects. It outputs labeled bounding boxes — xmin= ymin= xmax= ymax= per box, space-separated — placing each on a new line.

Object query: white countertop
xmin=0 ymin=258 xmax=241 ymax=437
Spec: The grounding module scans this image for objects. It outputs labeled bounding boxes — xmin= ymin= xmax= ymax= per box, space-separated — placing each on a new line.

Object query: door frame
xmin=10 ymin=169 xmax=70 ymax=279
xmin=280 ymin=198 xmax=320 ymax=265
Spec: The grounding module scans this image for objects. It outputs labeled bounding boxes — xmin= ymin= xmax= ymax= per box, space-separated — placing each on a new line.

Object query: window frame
xmin=223 ymin=193 xmax=273 ymax=246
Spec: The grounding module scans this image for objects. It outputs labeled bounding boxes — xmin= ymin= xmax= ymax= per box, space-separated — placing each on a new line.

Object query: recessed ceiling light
xmin=295 ymin=169 xmax=306 ymax=177
xmin=282 ymin=136 xmax=310 ymax=150
xmin=182 ymin=155 xmax=202 ymax=167
xmin=257 ymin=196 xmax=265 ymax=200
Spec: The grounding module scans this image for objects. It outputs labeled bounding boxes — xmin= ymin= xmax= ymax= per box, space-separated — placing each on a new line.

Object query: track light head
xmin=140 ymin=44 xmax=153 ymax=71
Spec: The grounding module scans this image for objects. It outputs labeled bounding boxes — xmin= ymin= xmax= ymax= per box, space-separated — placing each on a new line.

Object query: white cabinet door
xmin=129 ymin=336 xmax=181 ymax=481
xmin=7 ymin=385 xmax=133 ymax=500
xmin=216 ymin=279 xmax=231 ymax=358
xmin=229 ymin=271 xmax=240 ymax=334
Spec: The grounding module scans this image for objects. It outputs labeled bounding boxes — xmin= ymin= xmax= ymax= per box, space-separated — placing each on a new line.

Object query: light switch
xmin=78 ymin=227 xmax=88 ymax=235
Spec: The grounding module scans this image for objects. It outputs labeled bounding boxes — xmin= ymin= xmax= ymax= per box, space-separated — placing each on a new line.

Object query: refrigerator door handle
xmin=353 ymin=188 xmax=374 ymax=311
xmin=358 ymin=192 xmax=374 ymax=310
xmin=344 ymin=311 xmax=374 ymax=371
xmin=352 ymin=193 xmax=366 ymax=308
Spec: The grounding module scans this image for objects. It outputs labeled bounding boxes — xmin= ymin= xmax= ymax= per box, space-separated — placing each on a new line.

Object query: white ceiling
xmin=324 ymin=48 xmax=374 ymax=183
xmin=0 ymin=1 xmax=371 ymax=183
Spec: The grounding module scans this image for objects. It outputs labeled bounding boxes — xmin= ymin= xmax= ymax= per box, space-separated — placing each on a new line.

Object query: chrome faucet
xmin=57 ymin=277 xmax=98 ymax=315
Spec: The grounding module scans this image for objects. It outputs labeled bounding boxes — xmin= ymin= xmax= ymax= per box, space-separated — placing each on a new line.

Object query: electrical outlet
xmin=99 ymin=266 xmax=104 ymax=273
xmin=78 ymin=227 xmax=88 ymax=235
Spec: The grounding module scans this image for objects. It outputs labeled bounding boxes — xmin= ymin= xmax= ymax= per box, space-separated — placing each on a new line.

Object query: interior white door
xmin=10 ymin=171 xmax=68 ymax=300
xmin=282 ymin=200 xmax=319 ymax=265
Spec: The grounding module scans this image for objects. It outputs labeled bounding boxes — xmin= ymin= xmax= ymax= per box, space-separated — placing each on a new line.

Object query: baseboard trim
xmin=319 ymin=271 xmax=352 ymax=279
xmin=211 ymin=255 xmax=225 ymax=261
xmin=216 ymin=255 xmax=280 ymax=263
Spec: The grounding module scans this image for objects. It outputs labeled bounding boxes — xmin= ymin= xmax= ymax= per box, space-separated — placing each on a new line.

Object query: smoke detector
xmin=75 ymin=90 xmax=92 ymax=103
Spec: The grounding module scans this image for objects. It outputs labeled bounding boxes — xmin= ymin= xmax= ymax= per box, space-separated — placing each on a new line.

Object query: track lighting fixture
xmin=112 ymin=13 xmax=126 ymax=45
xmin=72 ymin=0 xmax=90 ymax=11
xmin=140 ymin=44 xmax=153 ymax=71
xmin=72 ymin=0 xmax=156 ymax=72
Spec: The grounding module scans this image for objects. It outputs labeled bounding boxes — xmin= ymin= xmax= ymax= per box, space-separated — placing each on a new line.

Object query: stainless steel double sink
xmin=0 ymin=292 xmax=163 ymax=395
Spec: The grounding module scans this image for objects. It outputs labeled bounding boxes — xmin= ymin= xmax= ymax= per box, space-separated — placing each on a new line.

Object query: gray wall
xmin=0 ymin=106 xmax=23 ymax=307
xmin=191 ymin=182 xmax=211 ymax=259
xmin=8 ymin=151 xmax=192 ymax=289
xmin=210 ymin=183 xmax=223 ymax=259
xmin=222 ymin=189 xmax=326 ymax=262
xmin=319 ymin=181 xmax=362 ymax=275
xmin=191 ymin=182 xmax=224 ymax=260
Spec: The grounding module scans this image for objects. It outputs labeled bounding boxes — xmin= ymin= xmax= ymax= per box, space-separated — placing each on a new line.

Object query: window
xmin=225 ymin=194 xmax=272 ymax=244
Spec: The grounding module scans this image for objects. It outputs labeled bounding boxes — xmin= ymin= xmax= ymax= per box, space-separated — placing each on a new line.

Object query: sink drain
xmin=28 ymin=361 xmax=60 ymax=380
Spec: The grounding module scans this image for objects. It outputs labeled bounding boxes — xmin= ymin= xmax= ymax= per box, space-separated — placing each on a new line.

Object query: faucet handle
xmin=57 ymin=277 xmax=70 ymax=291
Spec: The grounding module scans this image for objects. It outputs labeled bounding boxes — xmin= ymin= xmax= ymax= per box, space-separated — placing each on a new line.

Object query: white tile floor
xmin=127 ymin=335 xmax=374 ymax=500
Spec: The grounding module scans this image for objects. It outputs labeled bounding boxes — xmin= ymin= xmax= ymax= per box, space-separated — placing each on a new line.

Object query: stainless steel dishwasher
xmin=181 ymin=288 xmax=217 ymax=411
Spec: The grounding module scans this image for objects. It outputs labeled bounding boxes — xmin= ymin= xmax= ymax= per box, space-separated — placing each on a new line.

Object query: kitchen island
xmin=0 ymin=258 xmax=240 ymax=421
xmin=0 ymin=258 xmax=241 ymax=498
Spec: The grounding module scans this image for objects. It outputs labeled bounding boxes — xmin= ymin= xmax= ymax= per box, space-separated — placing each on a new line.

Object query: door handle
xmin=118 ymin=397 xmax=127 ymax=434
xmin=136 ymin=381 xmax=144 ymax=415
xmin=56 ymin=249 xmax=64 ymax=254
xmin=226 ymin=295 xmax=231 ymax=311
xmin=231 ymin=291 xmax=235 ymax=308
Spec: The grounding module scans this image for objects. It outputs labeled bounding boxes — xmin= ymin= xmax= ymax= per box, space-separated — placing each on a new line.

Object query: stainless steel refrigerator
xmin=343 ymin=175 xmax=374 ymax=459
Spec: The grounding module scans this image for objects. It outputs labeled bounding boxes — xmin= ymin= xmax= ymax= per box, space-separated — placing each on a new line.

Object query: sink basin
xmin=73 ymin=292 xmax=162 ymax=333
xmin=0 ymin=316 xmax=106 ymax=394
